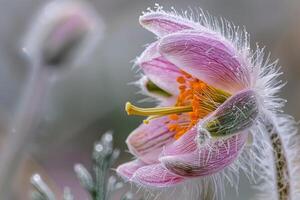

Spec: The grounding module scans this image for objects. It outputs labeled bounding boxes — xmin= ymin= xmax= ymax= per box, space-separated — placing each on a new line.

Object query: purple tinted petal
xmin=116 ymin=160 xmax=145 ymax=180
xmin=132 ymin=164 xmax=184 ymax=187
xmin=160 ymin=133 xmax=247 ymax=177
xmin=140 ymin=12 xmax=196 ymax=37
xmin=161 ymin=127 xmax=198 ymax=157
xmin=159 ymin=31 xmax=251 ymax=93
xmin=126 ymin=117 xmax=176 ymax=164
xmin=137 ymin=42 xmax=182 ymax=95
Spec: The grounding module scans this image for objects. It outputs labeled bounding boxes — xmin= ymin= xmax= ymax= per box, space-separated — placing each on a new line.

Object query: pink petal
xmin=126 ymin=117 xmax=176 ymax=164
xmin=159 ymin=31 xmax=251 ymax=94
xmin=116 ymin=160 xmax=145 ymax=180
xmin=137 ymin=42 xmax=182 ymax=95
xmin=160 ymin=127 xmax=198 ymax=157
xmin=139 ymin=12 xmax=196 ymax=37
xmin=160 ymin=133 xmax=247 ymax=177
xmin=132 ymin=164 xmax=184 ymax=187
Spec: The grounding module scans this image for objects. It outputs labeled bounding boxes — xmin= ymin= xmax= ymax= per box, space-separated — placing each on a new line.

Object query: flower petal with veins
xmin=160 ymin=127 xmax=198 ymax=157
xmin=159 ymin=31 xmax=251 ymax=93
xmin=160 ymin=133 xmax=247 ymax=177
xmin=126 ymin=117 xmax=176 ymax=163
xmin=137 ymin=42 xmax=182 ymax=95
xmin=132 ymin=164 xmax=184 ymax=187
xmin=139 ymin=12 xmax=197 ymax=37
xmin=116 ymin=160 xmax=145 ymax=180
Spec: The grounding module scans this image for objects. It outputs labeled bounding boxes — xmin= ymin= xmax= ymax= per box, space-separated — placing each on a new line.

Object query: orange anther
xmin=181 ymin=70 xmax=192 ymax=78
xmin=199 ymin=83 xmax=207 ymax=89
xmin=167 ymin=124 xmax=178 ymax=132
xmin=169 ymin=114 xmax=179 ymax=121
xmin=174 ymin=130 xmax=186 ymax=139
xmin=179 ymin=85 xmax=186 ymax=91
xmin=176 ymin=76 xmax=186 ymax=84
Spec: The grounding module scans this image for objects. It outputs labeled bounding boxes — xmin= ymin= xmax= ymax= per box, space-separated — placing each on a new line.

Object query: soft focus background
xmin=0 ymin=0 xmax=300 ymax=199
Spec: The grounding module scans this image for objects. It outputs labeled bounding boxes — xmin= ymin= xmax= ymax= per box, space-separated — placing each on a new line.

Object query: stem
xmin=0 ymin=63 xmax=51 ymax=198
xmin=265 ymin=119 xmax=290 ymax=200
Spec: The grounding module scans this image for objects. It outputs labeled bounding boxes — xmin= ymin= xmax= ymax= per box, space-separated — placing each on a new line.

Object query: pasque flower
xmin=117 ymin=6 xmax=300 ymax=200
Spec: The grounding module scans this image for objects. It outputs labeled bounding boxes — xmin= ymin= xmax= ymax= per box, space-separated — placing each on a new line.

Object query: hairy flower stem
xmin=0 ymin=63 xmax=51 ymax=199
xmin=266 ymin=119 xmax=290 ymax=200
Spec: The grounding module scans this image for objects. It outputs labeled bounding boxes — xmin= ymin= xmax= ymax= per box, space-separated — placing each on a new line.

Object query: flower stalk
xmin=265 ymin=119 xmax=291 ymax=200
xmin=0 ymin=64 xmax=51 ymax=198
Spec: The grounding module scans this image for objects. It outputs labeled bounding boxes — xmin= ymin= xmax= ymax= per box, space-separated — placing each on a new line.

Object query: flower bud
xmin=42 ymin=14 xmax=90 ymax=65
xmin=23 ymin=0 xmax=103 ymax=68
xmin=198 ymin=90 xmax=259 ymax=140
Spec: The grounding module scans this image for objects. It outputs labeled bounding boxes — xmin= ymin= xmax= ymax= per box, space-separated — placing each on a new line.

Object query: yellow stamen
xmin=143 ymin=115 xmax=163 ymax=124
xmin=125 ymin=102 xmax=192 ymax=117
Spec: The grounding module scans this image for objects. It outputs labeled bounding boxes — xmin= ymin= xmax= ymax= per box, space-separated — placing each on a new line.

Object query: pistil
xmin=125 ymin=102 xmax=193 ymax=118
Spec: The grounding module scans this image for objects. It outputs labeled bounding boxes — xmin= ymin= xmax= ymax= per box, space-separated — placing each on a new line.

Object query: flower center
xmin=126 ymin=70 xmax=231 ymax=139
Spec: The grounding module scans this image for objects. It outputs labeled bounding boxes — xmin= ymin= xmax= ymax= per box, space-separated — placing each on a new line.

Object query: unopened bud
xmin=23 ymin=0 xmax=103 ymax=68
xmin=42 ymin=14 xmax=90 ymax=65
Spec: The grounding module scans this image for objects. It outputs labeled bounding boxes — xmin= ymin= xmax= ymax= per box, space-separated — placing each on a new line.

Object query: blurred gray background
xmin=0 ymin=0 xmax=300 ymax=199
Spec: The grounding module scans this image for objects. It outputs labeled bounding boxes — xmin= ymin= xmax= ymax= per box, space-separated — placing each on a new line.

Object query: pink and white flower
xmin=117 ymin=6 xmax=299 ymax=200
